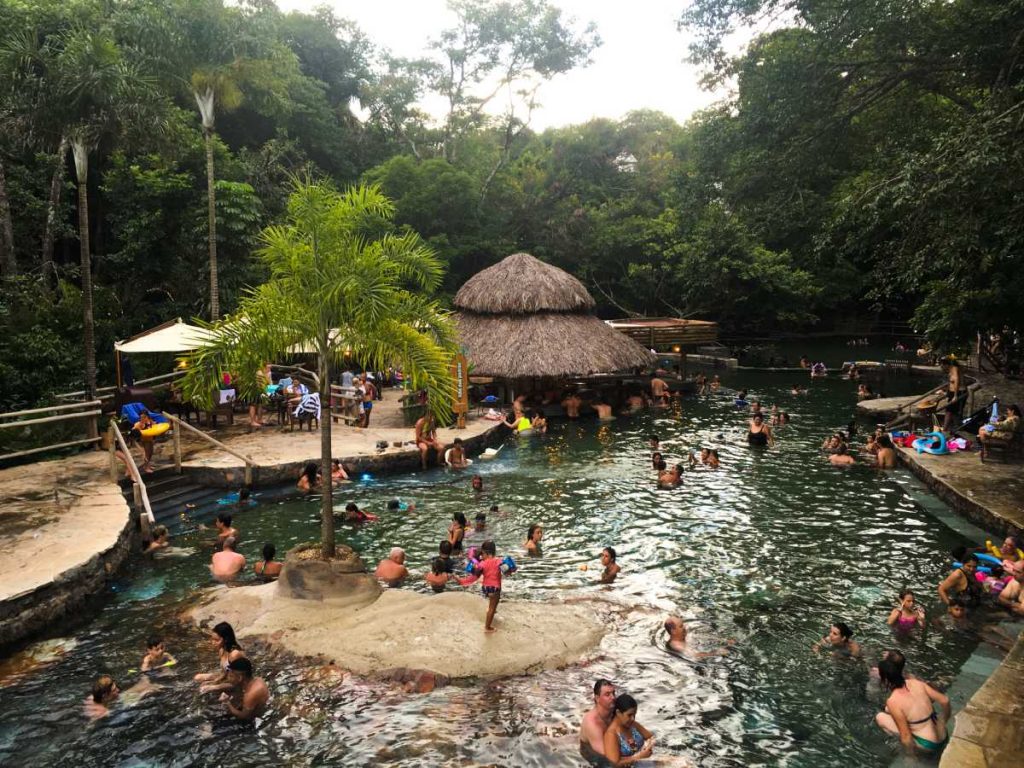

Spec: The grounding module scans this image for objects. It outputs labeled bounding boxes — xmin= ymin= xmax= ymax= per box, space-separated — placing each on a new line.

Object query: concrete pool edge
xmin=939 ymin=629 xmax=1024 ymax=768
xmin=0 ymin=481 xmax=137 ymax=649
xmin=893 ymin=447 xmax=1024 ymax=766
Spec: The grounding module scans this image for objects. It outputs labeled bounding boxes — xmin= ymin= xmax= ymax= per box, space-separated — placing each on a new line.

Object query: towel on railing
xmin=293 ymin=392 xmax=321 ymax=420
xmin=120 ymin=402 xmax=168 ymax=424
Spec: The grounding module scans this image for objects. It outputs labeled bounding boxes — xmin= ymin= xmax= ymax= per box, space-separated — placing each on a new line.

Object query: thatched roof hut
xmin=454 ymin=253 xmax=654 ymax=378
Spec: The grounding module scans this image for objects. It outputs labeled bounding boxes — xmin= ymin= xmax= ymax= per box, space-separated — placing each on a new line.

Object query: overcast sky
xmin=274 ymin=0 xmax=727 ymax=130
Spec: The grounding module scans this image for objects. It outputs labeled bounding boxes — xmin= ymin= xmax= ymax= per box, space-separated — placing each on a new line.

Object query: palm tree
xmin=56 ymin=28 xmax=161 ymax=409
xmin=183 ymin=179 xmax=457 ymax=558
xmin=192 ymin=67 xmax=243 ymax=321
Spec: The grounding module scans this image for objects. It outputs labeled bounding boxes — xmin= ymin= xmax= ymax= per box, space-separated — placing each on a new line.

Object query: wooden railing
xmin=884 ymin=381 xmax=982 ymax=431
xmin=161 ymin=411 xmax=256 ymax=486
xmin=0 ymin=400 xmax=102 ymax=461
xmin=106 ymin=420 xmax=155 ymax=536
xmin=54 ymin=370 xmax=184 ymax=404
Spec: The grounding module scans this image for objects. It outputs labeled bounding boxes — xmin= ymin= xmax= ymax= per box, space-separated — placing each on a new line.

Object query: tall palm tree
xmin=192 ymin=67 xmax=243 ymax=321
xmin=184 ymin=180 xmax=457 ymax=558
xmin=56 ymin=28 xmax=161 ymax=410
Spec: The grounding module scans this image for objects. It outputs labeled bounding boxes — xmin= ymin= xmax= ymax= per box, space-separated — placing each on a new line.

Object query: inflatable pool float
xmin=139 ymin=422 xmax=170 ymax=438
xmin=479 ymin=446 xmax=504 ymax=460
xmin=912 ymin=431 xmax=948 ymax=455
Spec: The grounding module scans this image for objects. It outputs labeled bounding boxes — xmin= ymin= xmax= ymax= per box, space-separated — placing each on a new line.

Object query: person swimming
xmin=747 ymin=413 xmax=773 ymax=447
xmin=887 ymin=589 xmax=924 ymax=631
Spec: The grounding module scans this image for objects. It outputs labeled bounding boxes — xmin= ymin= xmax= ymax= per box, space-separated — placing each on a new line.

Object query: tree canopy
xmin=1 ymin=0 xmax=1022 ymax=409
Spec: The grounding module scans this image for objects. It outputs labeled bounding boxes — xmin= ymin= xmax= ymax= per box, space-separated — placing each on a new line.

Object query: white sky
xmin=274 ymin=0 xmax=727 ymax=130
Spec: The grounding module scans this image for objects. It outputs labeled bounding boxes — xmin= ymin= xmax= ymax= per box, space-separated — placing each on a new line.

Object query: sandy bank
xmin=191 ymin=583 xmax=605 ymax=679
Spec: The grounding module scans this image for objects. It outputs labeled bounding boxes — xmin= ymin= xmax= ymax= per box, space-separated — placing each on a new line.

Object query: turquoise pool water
xmin=0 ymin=371 xmax=994 ymax=767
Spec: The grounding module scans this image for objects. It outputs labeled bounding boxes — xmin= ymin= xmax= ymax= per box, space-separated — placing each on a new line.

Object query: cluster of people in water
xmin=86 ymin=623 xmax=269 ymax=723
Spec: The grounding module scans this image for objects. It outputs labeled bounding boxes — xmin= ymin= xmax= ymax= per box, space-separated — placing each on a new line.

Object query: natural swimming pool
xmin=0 ymin=371 xmax=996 ymax=767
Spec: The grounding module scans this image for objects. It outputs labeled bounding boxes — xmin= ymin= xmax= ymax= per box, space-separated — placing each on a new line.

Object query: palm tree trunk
xmin=0 ymin=158 xmax=16 ymax=278
xmin=318 ymin=350 xmax=336 ymax=558
xmin=72 ymin=140 xmax=97 ymax=436
xmin=204 ymin=128 xmax=219 ymax=320
xmin=41 ymin=137 xmax=69 ymax=285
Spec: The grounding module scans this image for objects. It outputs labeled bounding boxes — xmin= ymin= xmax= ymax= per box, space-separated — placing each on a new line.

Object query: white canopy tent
xmin=114 ymin=319 xmax=213 ymax=388
xmin=115 ymin=319 xmax=213 ymax=354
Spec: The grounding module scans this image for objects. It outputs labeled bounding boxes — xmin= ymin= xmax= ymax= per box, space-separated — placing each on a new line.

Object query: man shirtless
xmin=579 ymin=678 xmax=617 ymax=765
xmin=873 ymin=434 xmax=897 ymax=468
xmin=562 ymin=390 xmax=582 ymax=418
xmin=375 ymin=547 xmax=409 ymax=585
xmin=665 ymin=616 xmax=731 ymax=658
xmin=210 ymin=537 xmax=246 ymax=582
xmin=650 ymin=374 xmax=669 ymax=405
xmin=829 ymin=446 xmax=856 ymax=466
xmin=415 ymin=413 xmax=445 ymax=469
xmin=592 ymin=400 xmax=614 ymax=420
xmin=997 ymin=562 xmax=1024 ymax=615
xmin=220 ymin=658 xmax=269 ymax=721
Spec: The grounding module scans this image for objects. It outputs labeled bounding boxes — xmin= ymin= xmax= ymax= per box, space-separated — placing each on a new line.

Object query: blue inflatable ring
xmin=912 ymin=431 xmax=948 ymax=455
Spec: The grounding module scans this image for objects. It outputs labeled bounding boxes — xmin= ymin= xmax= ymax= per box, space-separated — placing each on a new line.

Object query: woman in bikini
xmin=875 ymin=653 xmax=950 ymax=754
xmin=448 ymin=512 xmax=467 ymax=554
xmin=886 ymin=589 xmax=925 ymax=631
xmin=603 ymin=693 xmax=655 ymax=765
xmin=194 ymin=622 xmax=246 ymax=693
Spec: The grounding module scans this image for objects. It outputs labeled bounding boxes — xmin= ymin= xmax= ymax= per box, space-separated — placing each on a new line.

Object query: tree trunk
xmin=204 ymin=128 xmax=219 ymax=320
xmin=318 ymin=350 xmax=336 ymax=558
xmin=72 ymin=140 xmax=97 ymax=435
xmin=41 ymin=137 xmax=69 ymax=285
xmin=0 ymin=158 xmax=16 ymax=277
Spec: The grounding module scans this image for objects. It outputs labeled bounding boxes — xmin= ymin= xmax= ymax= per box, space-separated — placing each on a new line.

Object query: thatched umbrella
xmin=454 ymin=253 xmax=654 ymax=378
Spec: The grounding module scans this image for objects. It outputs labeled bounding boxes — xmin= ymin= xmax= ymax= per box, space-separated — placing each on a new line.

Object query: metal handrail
xmin=107 ymin=421 xmax=155 ymax=532
xmin=161 ymin=411 xmax=255 ymax=486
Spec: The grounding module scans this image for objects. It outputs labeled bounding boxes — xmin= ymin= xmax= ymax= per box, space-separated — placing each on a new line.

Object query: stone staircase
xmin=121 ymin=468 xmax=228 ymax=532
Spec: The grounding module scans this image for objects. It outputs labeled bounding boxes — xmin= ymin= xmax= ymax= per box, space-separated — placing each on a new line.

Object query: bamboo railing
xmin=161 ymin=412 xmax=256 ymax=486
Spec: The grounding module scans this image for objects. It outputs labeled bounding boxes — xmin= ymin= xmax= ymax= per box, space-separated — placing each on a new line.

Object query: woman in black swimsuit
xmin=747 ymin=413 xmax=773 ymax=447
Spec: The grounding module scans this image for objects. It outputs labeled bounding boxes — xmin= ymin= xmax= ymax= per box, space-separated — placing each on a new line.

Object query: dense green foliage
xmin=1 ymin=0 xmax=1021 ymax=409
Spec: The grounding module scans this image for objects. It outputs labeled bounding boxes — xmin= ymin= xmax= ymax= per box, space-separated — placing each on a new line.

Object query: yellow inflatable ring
xmin=139 ymin=422 xmax=170 ymax=438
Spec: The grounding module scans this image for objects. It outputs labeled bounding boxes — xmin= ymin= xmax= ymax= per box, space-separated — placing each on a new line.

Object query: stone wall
xmin=0 ymin=493 xmax=137 ymax=650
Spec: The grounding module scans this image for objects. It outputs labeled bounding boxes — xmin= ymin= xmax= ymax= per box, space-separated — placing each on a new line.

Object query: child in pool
xmin=425 ymin=557 xmax=450 ymax=593
xmin=144 ymin=525 xmax=170 ymax=554
xmin=886 ymin=589 xmax=925 ymax=631
xmin=140 ymin=635 xmax=177 ymax=672
xmin=471 ymin=540 xmax=503 ymax=632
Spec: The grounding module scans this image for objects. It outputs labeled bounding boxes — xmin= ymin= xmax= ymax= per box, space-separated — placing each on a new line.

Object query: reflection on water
xmin=0 ymin=372 xmax=982 ymax=767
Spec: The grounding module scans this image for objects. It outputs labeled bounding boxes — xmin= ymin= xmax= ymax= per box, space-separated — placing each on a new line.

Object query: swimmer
xmin=524 ymin=523 xmax=543 ymax=556
xmin=471 ymin=475 xmax=484 ymax=492
xmin=425 ymin=557 xmax=450 ymax=592
xmin=997 ymin=561 xmax=1024 ymax=615
xmin=664 ymin=616 xmax=731 ymax=658
xmin=652 ymin=451 xmax=664 ymax=470
xmin=600 ymin=547 xmax=620 ymax=584
xmin=144 ymin=525 xmax=170 ymax=554
xmin=747 ymin=413 xmax=773 ymax=447
xmin=446 ymin=437 xmax=470 ymax=469
xmin=658 ymin=462 xmax=683 ymax=488
xmin=375 ymin=547 xmax=409 ymax=586
xmin=791 ymin=384 xmax=808 ymax=395
xmin=84 ymin=675 xmax=119 ymax=719
xmin=437 ymin=540 xmax=454 ymax=573
xmin=648 ymin=434 xmax=660 ymax=450
xmin=448 ymin=511 xmax=467 ymax=553
xmin=813 ymin=621 xmax=862 ymax=658
xmin=219 ymin=658 xmax=269 ymax=721
xmin=342 ymin=502 xmax=374 ymax=523
xmin=330 ymin=459 xmax=350 ymax=483
xmin=473 ymin=512 xmax=487 ymax=533
xmin=887 ymin=589 xmax=925 ymax=631
xmin=531 ymin=411 xmax=548 ymax=433
xmin=930 ymin=596 xmax=970 ymax=631
xmin=253 ymin=542 xmax=283 ymax=582
xmin=296 ymin=462 xmax=320 ymax=492
xmin=603 ymin=693 xmax=656 ymax=765
xmin=938 ymin=554 xmax=979 ymax=605
xmin=205 ymin=512 xmax=239 ymax=551
xmin=593 ymin=400 xmax=614 ymax=420
xmin=707 ymin=449 xmax=721 ymax=469
xmin=874 ymin=653 xmax=949 ymax=754
xmin=829 ymin=445 xmax=856 ymax=466
xmin=210 ymin=537 xmax=246 ymax=582
xmin=650 ymin=373 xmax=669 ymax=406
xmin=386 ymin=498 xmax=415 ymax=512
xmin=873 ymin=434 xmax=896 ymax=468
xmin=710 ymin=375 xmax=720 ymax=391
xmin=772 ymin=411 xmax=790 ymax=426
xmin=195 ymin=622 xmax=245 ymax=692
xmin=140 ymin=635 xmax=177 ymax=672
xmin=562 ymin=390 xmax=583 ymax=418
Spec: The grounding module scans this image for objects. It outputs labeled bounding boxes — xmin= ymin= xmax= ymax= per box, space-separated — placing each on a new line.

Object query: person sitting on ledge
xmin=977 ymin=403 xmax=1021 ymax=445
xmin=375 ymin=547 xmax=408 ymax=586
xmin=211 ymin=537 xmax=246 ymax=582
xmin=415 ymin=413 xmax=445 ymax=470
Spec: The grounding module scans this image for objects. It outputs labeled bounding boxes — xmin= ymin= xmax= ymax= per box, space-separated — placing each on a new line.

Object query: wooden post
xmin=108 ymin=422 xmax=117 ymax=483
xmin=173 ymin=424 xmax=181 ymax=474
xmin=244 ymin=463 xmax=252 ymax=487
